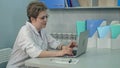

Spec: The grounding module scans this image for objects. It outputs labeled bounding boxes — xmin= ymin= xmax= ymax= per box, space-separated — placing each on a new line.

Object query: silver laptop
xmin=65 ymin=30 xmax=89 ymax=58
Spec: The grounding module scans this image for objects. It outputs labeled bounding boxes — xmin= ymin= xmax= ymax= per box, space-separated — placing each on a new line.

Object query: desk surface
xmin=25 ymin=48 xmax=120 ymax=68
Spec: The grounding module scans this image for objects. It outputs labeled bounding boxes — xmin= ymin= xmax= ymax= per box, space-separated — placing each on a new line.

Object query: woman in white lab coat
xmin=6 ymin=1 xmax=76 ymax=68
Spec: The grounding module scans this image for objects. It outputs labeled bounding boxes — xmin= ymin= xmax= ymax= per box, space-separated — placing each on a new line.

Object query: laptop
xmin=65 ymin=30 xmax=89 ymax=58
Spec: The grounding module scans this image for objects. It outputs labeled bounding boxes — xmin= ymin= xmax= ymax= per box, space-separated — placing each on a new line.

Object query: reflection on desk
xmin=25 ymin=48 xmax=120 ymax=68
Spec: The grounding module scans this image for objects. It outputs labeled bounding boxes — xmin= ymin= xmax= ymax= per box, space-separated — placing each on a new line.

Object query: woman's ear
xmin=30 ymin=17 xmax=36 ymax=23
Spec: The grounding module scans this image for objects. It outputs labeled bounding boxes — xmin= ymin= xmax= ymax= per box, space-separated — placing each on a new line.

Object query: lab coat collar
xmin=26 ymin=21 xmax=40 ymax=36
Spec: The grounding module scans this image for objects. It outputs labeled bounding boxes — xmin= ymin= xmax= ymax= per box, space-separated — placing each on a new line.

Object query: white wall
xmin=46 ymin=9 xmax=120 ymax=33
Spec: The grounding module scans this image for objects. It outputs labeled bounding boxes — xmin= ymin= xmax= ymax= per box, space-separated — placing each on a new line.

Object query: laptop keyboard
xmin=62 ymin=50 xmax=77 ymax=58
xmin=72 ymin=50 xmax=77 ymax=56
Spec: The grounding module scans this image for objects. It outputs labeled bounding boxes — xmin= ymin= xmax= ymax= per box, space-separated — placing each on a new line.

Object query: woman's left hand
xmin=62 ymin=41 xmax=77 ymax=50
xmin=68 ymin=41 xmax=77 ymax=48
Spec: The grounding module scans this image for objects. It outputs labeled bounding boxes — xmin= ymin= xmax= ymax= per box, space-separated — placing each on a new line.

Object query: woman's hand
xmin=68 ymin=41 xmax=77 ymax=48
xmin=58 ymin=47 xmax=73 ymax=56
xmin=58 ymin=41 xmax=77 ymax=56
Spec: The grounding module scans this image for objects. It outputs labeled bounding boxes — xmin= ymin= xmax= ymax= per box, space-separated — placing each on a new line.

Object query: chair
xmin=0 ymin=48 xmax=12 ymax=68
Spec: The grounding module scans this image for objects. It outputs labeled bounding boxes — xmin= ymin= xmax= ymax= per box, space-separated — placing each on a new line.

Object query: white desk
xmin=25 ymin=48 xmax=120 ymax=68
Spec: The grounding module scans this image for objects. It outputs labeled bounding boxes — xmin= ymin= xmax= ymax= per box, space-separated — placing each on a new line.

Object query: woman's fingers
xmin=64 ymin=48 xmax=73 ymax=55
xmin=69 ymin=41 xmax=77 ymax=48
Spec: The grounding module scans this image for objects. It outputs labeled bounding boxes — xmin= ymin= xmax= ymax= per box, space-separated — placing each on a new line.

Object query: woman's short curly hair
xmin=27 ymin=1 xmax=47 ymax=22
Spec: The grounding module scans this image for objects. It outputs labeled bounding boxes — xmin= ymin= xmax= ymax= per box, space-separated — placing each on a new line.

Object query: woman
xmin=6 ymin=1 xmax=76 ymax=68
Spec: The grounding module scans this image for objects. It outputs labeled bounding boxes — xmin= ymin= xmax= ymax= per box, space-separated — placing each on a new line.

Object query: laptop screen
xmin=75 ymin=30 xmax=89 ymax=57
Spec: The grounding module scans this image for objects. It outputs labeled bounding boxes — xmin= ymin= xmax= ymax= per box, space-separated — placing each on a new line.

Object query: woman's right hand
xmin=58 ymin=47 xmax=73 ymax=56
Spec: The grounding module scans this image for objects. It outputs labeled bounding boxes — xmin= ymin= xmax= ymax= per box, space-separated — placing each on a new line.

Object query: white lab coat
xmin=6 ymin=21 xmax=60 ymax=68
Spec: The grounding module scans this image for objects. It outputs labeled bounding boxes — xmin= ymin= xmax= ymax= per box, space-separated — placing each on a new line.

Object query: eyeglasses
xmin=39 ymin=15 xmax=49 ymax=20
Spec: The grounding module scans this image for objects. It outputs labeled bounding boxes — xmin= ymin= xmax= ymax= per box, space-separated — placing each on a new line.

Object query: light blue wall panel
xmin=0 ymin=0 xmax=34 ymax=48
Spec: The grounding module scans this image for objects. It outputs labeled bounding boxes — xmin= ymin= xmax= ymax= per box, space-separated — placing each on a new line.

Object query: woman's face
xmin=31 ymin=11 xmax=48 ymax=31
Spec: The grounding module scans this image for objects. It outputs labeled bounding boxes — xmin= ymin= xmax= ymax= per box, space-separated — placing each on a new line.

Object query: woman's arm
xmin=39 ymin=47 xmax=73 ymax=58
xmin=39 ymin=41 xmax=76 ymax=58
